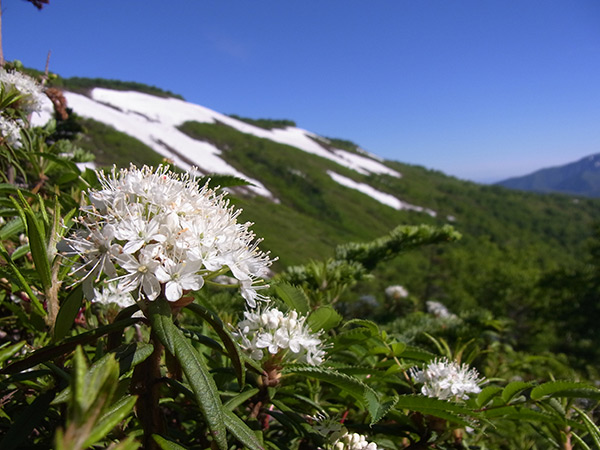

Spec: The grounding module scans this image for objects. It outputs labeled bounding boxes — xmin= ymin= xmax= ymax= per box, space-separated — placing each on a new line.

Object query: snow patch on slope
xmin=44 ymin=91 xmax=273 ymax=198
xmin=90 ymin=89 xmax=401 ymax=178
xmin=327 ymin=171 xmax=436 ymax=217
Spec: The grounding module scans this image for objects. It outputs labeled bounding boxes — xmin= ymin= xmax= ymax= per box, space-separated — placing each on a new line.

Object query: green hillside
xmin=66 ymin=109 xmax=600 ymax=366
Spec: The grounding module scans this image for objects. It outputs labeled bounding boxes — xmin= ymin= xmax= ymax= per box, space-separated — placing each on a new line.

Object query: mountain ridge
xmin=496 ymin=153 xmax=600 ymax=197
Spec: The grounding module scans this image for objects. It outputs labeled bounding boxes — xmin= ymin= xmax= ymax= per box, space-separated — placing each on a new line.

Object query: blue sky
xmin=5 ymin=0 xmax=600 ymax=182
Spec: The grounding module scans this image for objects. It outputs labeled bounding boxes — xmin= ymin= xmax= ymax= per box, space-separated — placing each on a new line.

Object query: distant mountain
xmin=496 ymin=153 xmax=600 ymax=197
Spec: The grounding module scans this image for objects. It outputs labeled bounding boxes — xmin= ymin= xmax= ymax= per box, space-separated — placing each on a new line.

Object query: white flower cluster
xmin=411 ymin=357 xmax=483 ymax=400
xmin=93 ymin=282 xmax=136 ymax=308
xmin=333 ymin=433 xmax=379 ymax=450
xmin=233 ymin=307 xmax=325 ymax=365
xmin=384 ymin=285 xmax=408 ymax=299
xmin=426 ymin=300 xmax=456 ymax=319
xmin=0 ymin=115 xmax=23 ymax=148
xmin=66 ymin=165 xmax=273 ymax=306
xmin=0 ymin=68 xmax=44 ymax=115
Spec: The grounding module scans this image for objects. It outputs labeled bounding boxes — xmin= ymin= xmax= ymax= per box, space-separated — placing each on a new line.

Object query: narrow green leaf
xmin=274 ymin=282 xmax=309 ymax=314
xmin=369 ymin=395 xmax=399 ymax=425
xmin=152 ymin=435 xmax=189 ymax=450
xmin=530 ymin=381 xmax=600 ymax=401
xmin=15 ymin=194 xmax=52 ymax=292
xmin=224 ymin=388 xmax=260 ymax=411
xmin=72 ymin=346 xmax=89 ymax=415
xmin=0 ymin=216 xmax=24 ymax=240
xmin=502 ymin=381 xmax=534 ymax=404
xmin=574 ymin=406 xmax=600 ymax=449
xmin=476 ymin=386 xmax=503 ymax=408
xmin=283 ymin=365 xmax=378 ymax=416
xmin=394 ymin=394 xmax=475 ymax=426
xmin=83 ymin=395 xmax=137 ymax=448
xmin=148 ymin=298 xmax=227 ymax=450
xmin=53 ymin=284 xmax=83 ymax=341
xmin=223 ymin=409 xmax=265 ymax=450
xmin=186 ymin=303 xmax=245 ymax=386
xmin=571 ymin=432 xmax=593 ymax=450
xmin=0 ymin=341 xmax=26 ymax=367
xmin=0 ymin=241 xmax=46 ymax=318
xmin=9 ymin=244 xmax=30 ymax=260
xmin=307 ymin=306 xmax=342 ymax=332
xmin=343 ymin=319 xmax=380 ymax=335
xmin=53 ymin=343 xmax=154 ymax=404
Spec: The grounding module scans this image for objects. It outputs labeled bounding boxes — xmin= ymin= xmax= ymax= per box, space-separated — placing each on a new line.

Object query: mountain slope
xmin=31 ymin=82 xmax=600 ymax=326
xmin=496 ymin=153 xmax=600 ymax=197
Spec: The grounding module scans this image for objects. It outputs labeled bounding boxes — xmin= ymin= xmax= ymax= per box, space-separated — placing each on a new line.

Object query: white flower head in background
xmin=410 ymin=357 xmax=484 ymax=401
xmin=333 ymin=432 xmax=380 ymax=450
xmin=426 ymin=300 xmax=456 ymax=319
xmin=65 ymin=164 xmax=274 ymax=306
xmin=233 ymin=306 xmax=325 ymax=365
xmin=384 ymin=285 xmax=408 ymax=299
xmin=0 ymin=68 xmax=44 ymax=115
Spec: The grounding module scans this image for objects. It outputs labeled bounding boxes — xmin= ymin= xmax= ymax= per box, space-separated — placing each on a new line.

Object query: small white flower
xmin=233 ymin=306 xmax=326 ymax=365
xmin=116 ymin=249 xmax=161 ymax=300
xmin=155 ymin=259 xmax=204 ymax=302
xmin=410 ymin=357 xmax=484 ymax=400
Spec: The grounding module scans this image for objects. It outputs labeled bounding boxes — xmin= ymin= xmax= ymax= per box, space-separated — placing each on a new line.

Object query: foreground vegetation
xmin=1 ymin=65 xmax=599 ymax=450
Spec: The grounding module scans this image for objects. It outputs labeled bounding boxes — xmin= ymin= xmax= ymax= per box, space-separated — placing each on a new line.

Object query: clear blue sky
xmin=5 ymin=0 xmax=600 ymax=182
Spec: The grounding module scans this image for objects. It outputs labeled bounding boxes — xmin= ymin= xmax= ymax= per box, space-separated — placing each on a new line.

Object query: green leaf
xmin=14 ymin=194 xmax=52 ymax=291
xmin=343 ymin=319 xmax=380 ymax=335
xmin=274 ymin=282 xmax=309 ymax=315
xmin=9 ymin=244 xmax=30 ymax=260
xmin=283 ymin=365 xmax=379 ymax=419
xmin=574 ymin=406 xmax=600 ymax=449
xmin=83 ymin=395 xmax=137 ymax=448
xmin=53 ymin=342 xmax=154 ymax=404
xmin=53 ymin=284 xmax=83 ymax=341
xmin=530 ymin=381 xmax=600 ymax=401
xmin=224 ymin=388 xmax=260 ymax=411
xmin=0 ymin=341 xmax=26 ymax=367
xmin=0 ymin=216 xmax=25 ymax=240
xmin=502 ymin=381 xmax=535 ymax=404
xmin=476 ymin=386 xmax=502 ymax=408
xmin=147 ymin=298 xmax=227 ymax=450
xmin=0 ymin=240 xmax=46 ymax=318
xmin=307 ymin=306 xmax=342 ymax=332
xmin=369 ymin=395 xmax=399 ymax=425
xmin=186 ymin=303 xmax=245 ymax=386
xmin=223 ymin=409 xmax=265 ymax=450
xmin=152 ymin=435 xmax=189 ymax=450
xmin=394 ymin=394 xmax=475 ymax=426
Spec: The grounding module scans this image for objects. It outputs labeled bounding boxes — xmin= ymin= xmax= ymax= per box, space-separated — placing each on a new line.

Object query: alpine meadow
xmin=1 ymin=7 xmax=600 ymax=450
